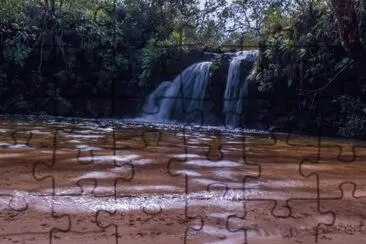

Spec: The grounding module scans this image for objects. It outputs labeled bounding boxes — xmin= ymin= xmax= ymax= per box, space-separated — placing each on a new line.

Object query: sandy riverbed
xmin=0 ymin=118 xmax=366 ymax=243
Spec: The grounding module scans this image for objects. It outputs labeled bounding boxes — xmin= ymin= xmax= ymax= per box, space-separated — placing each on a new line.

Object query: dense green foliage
xmin=2 ymin=0 xmax=366 ymax=138
xmin=0 ymin=0 xmax=228 ymax=115
xmin=249 ymin=0 xmax=366 ymax=138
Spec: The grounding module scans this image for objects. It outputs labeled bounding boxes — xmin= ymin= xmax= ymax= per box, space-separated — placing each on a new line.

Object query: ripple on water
xmin=75 ymin=154 xmax=140 ymax=163
xmin=0 ymin=143 xmax=33 ymax=149
xmin=186 ymin=160 xmax=241 ymax=167
xmin=75 ymin=144 xmax=103 ymax=151
xmin=175 ymin=170 xmax=201 ymax=176
xmin=74 ymin=171 xmax=121 ymax=180
xmin=174 ymin=154 xmax=201 ymax=159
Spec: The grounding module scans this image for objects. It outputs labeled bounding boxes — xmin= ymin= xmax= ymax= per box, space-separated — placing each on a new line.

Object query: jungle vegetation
xmin=1 ymin=0 xmax=366 ymax=138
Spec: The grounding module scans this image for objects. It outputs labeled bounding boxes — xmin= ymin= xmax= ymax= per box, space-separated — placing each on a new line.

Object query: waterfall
xmin=142 ymin=81 xmax=172 ymax=116
xmin=141 ymin=62 xmax=212 ymax=122
xmin=141 ymin=50 xmax=257 ymax=127
xmin=223 ymin=51 xmax=257 ymax=127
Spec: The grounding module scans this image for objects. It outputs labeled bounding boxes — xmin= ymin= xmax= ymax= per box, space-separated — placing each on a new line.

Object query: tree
xmin=225 ymin=0 xmax=296 ymax=37
xmin=327 ymin=0 xmax=365 ymax=61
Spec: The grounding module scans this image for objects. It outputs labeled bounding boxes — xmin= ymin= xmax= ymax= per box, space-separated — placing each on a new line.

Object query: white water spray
xmin=223 ymin=51 xmax=257 ymax=127
xmin=141 ymin=50 xmax=257 ymax=127
xmin=142 ymin=62 xmax=212 ymax=121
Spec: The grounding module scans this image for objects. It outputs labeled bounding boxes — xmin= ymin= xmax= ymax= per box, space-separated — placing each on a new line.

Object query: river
xmin=0 ymin=116 xmax=365 ymax=243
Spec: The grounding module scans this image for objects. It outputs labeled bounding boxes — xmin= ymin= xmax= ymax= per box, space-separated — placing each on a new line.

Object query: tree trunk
xmin=328 ymin=0 xmax=365 ymax=61
xmin=359 ymin=0 xmax=366 ymax=51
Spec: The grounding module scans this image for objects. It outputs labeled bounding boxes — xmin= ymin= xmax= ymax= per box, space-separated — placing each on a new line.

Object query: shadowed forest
xmin=1 ymin=0 xmax=366 ymax=138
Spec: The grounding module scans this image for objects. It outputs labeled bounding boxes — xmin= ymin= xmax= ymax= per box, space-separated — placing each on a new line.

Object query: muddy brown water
xmin=0 ymin=118 xmax=366 ymax=244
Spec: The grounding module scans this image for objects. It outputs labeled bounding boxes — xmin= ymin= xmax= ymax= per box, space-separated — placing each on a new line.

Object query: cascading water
xmin=142 ymin=81 xmax=172 ymax=116
xmin=141 ymin=50 xmax=257 ymax=127
xmin=223 ymin=50 xmax=257 ymax=127
xmin=141 ymin=62 xmax=212 ymax=122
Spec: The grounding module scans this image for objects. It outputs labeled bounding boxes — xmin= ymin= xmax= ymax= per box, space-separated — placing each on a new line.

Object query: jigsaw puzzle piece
xmin=168 ymin=129 xmax=260 ymax=194
xmin=243 ymin=133 xmax=320 ymax=215
xmin=50 ymin=192 xmax=112 ymax=243
xmin=316 ymin=183 xmax=366 ymax=243
xmin=0 ymin=187 xmax=70 ymax=244
xmin=183 ymin=177 xmax=244 ymax=243
xmin=0 ymin=125 xmax=56 ymax=211
xmin=226 ymin=178 xmax=334 ymax=244
xmin=300 ymin=143 xmax=366 ymax=198
xmin=94 ymin=127 xmax=189 ymax=198
xmin=95 ymin=197 xmax=186 ymax=244
xmin=93 ymin=125 xmax=188 ymax=198
xmin=31 ymin=127 xmax=116 ymax=196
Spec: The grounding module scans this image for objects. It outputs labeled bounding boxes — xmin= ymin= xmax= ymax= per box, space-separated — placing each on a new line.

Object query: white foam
xmin=74 ymin=171 xmax=117 ymax=180
xmin=175 ymin=170 xmax=201 ymax=176
xmin=133 ymin=158 xmax=153 ymax=165
xmin=186 ymin=160 xmax=240 ymax=167
xmin=75 ymin=144 xmax=103 ymax=151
